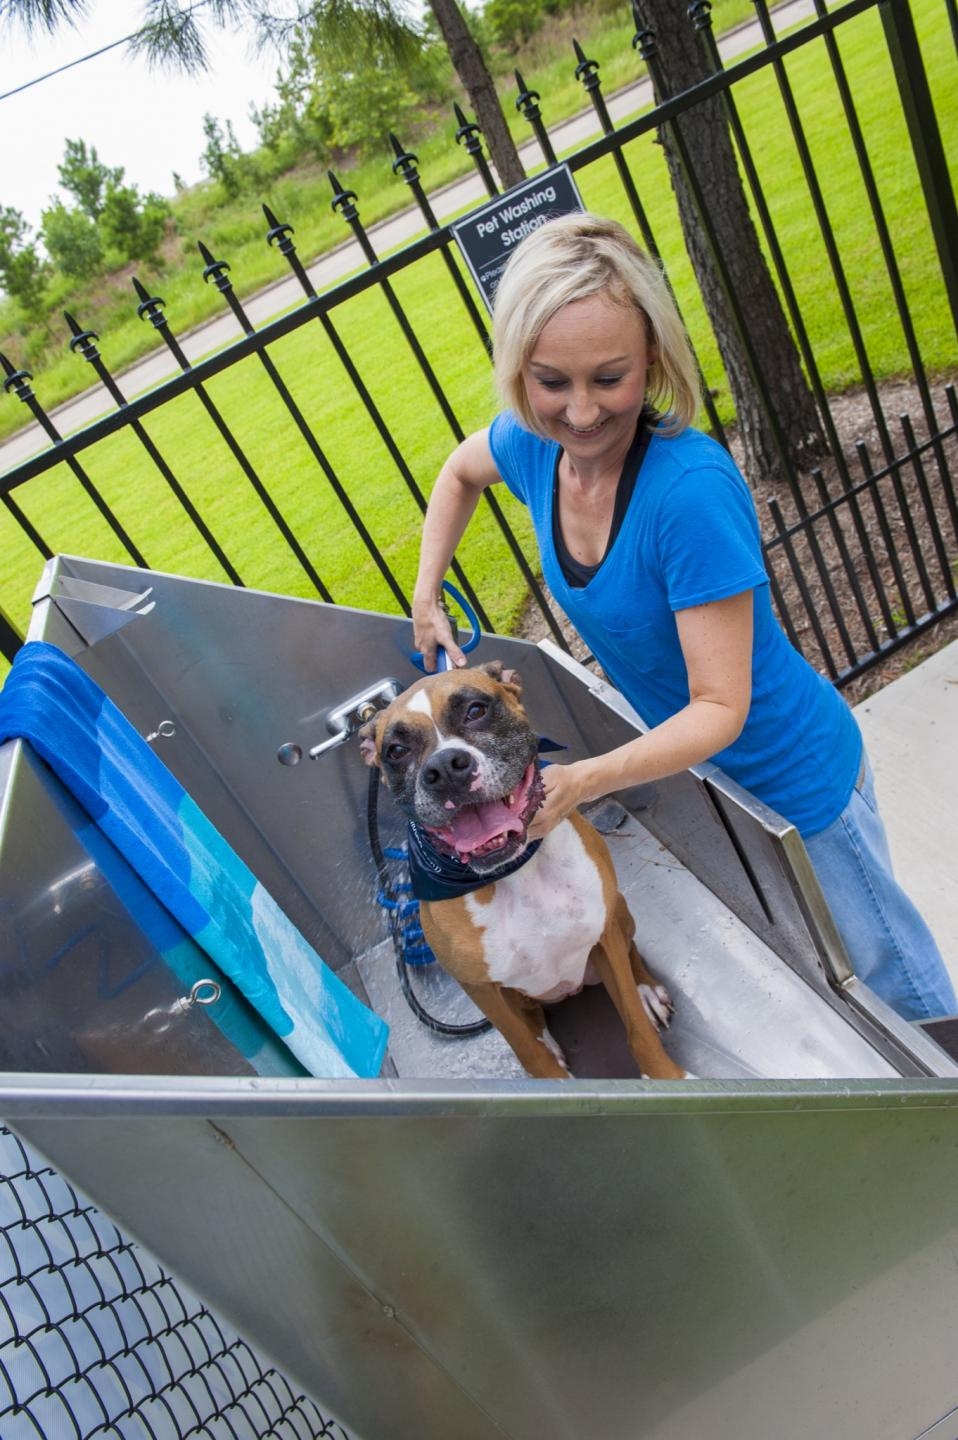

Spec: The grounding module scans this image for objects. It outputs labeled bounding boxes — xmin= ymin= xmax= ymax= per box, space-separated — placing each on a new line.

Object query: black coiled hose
xmin=366 ymin=765 xmax=492 ymax=1039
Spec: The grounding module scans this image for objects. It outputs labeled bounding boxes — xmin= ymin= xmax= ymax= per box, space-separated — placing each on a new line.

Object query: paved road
xmin=0 ymin=0 xmax=813 ymax=474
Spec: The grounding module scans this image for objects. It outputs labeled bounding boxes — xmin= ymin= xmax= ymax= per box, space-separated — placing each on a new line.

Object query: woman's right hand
xmin=412 ymin=429 xmax=500 ymax=671
xmin=412 ymin=593 xmax=467 ymax=672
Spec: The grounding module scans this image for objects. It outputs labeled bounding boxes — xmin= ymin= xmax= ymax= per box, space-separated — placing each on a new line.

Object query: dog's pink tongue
xmin=438 ymin=798 xmax=523 ymax=855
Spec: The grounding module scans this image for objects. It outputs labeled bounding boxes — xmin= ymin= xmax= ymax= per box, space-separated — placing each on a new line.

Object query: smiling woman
xmin=410 ymin=210 xmax=958 ymax=1026
xmin=522 ymin=296 xmax=653 ymax=571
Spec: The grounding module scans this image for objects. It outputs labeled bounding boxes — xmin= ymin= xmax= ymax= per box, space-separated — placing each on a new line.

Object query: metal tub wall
xmin=3 ymin=554 xmax=949 ymax=1082
xmin=2 ymin=556 xmax=958 ymax=1439
xmin=2 ymin=1076 xmax=957 ymax=1440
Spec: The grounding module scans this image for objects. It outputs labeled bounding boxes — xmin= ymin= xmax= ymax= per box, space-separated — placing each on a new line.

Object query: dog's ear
xmin=358 ymin=715 xmax=381 ymax=768
xmin=479 ymin=659 xmax=522 ymax=697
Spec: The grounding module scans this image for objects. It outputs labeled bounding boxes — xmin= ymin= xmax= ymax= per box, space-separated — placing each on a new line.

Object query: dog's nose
xmin=422 ymin=747 xmax=475 ymax=792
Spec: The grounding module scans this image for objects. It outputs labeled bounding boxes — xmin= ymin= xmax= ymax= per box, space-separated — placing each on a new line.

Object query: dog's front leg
xmin=613 ymin=893 xmax=675 ymax=1031
xmin=459 ymin=981 xmax=571 ymax=1079
xmin=591 ymin=923 xmax=687 ymax=1080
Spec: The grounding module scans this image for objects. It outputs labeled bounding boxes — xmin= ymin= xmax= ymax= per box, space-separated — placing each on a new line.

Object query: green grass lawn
xmin=1 ymin=0 xmax=954 ymax=674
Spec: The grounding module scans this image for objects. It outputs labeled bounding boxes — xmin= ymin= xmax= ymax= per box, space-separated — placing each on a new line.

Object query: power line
xmin=0 ymin=30 xmax=137 ymax=102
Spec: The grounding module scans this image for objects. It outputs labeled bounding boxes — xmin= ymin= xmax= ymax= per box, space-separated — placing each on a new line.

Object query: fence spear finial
xmin=514 ymin=68 xmax=540 ymax=115
xmin=131 ymin=276 xmax=168 ymax=329
xmin=0 ymin=350 xmax=34 ymax=400
xmin=328 ymin=170 xmax=359 ymax=221
xmin=262 ymin=204 xmax=295 ymax=253
xmin=64 ymin=311 xmax=100 ymax=360
xmin=197 ymin=240 xmax=231 ymax=290
xmin=631 ymin=0 xmax=656 ymax=56
xmin=573 ymin=39 xmax=600 ymax=89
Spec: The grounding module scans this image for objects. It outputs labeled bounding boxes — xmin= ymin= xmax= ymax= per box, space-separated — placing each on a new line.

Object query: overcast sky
xmin=2 ymin=0 xmax=280 ymax=232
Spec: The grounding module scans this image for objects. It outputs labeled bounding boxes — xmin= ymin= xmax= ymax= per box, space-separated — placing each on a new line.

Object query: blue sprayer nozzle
xmin=409 ymin=581 xmax=481 ymax=673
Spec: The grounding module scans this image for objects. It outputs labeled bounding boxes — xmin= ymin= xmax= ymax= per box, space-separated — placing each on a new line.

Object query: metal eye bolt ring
xmin=188 ymin=979 xmax=222 ymax=1008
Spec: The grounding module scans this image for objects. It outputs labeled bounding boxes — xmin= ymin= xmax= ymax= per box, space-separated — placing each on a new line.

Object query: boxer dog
xmin=360 ymin=661 xmax=687 ymax=1079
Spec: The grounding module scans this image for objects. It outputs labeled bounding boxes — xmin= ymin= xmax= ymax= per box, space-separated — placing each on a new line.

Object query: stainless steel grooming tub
xmin=2 ymin=555 xmax=956 ymax=1440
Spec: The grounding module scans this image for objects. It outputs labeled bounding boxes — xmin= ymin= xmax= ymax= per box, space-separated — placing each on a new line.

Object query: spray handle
xmin=410 ymin=581 xmax=481 ymax=673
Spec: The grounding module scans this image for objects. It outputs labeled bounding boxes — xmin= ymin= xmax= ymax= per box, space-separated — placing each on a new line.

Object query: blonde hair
xmin=492 ymin=212 xmax=699 ymax=436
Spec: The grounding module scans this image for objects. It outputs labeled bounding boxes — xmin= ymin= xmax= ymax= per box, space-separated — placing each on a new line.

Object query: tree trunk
xmin=636 ymin=0 xmax=826 ymax=484
xmin=428 ymin=0 xmax=526 ymax=190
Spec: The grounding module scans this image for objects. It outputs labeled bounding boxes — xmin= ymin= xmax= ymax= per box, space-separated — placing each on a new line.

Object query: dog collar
xmin=403 ymin=738 xmax=565 ymax=902
xmin=406 ymin=820 xmax=543 ymax=901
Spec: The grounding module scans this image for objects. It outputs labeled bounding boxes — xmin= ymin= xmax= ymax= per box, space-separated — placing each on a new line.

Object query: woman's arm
xmin=413 ymin=428 xmax=503 ymax=670
xmin=527 ymin=590 xmax=755 ymax=837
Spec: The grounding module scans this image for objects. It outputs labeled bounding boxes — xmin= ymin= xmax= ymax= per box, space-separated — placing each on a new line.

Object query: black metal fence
xmin=0 ymin=1124 xmax=349 ymax=1440
xmin=1 ymin=0 xmax=956 ymax=686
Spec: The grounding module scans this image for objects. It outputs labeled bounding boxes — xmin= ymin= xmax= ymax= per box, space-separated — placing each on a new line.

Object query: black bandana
xmin=404 ymin=735 xmax=565 ymax=902
xmin=407 ymin=820 xmax=542 ymax=901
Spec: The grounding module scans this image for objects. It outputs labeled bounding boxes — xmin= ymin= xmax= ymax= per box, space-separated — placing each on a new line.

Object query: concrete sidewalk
xmin=854 ymin=640 xmax=958 ymax=992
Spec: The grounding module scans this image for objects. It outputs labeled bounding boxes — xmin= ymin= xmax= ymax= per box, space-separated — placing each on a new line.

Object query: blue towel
xmin=0 ymin=641 xmax=388 ymax=1079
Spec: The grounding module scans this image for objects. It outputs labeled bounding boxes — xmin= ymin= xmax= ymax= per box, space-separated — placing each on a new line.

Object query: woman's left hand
xmin=527 ymin=763 xmax=588 ymax=840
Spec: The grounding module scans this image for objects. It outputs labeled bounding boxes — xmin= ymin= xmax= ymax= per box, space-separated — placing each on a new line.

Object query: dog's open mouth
xmin=424 ymin=762 xmax=543 ymax=866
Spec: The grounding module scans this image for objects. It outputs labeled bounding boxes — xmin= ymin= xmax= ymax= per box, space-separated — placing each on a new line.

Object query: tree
xmin=300 ymin=55 xmax=419 ymax=159
xmin=43 ymin=136 xmax=170 ymax=274
xmin=40 ymin=200 xmax=104 ymax=279
xmin=633 ymin=0 xmax=826 ymax=483
xmin=201 ymin=114 xmax=259 ymax=198
xmin=429 ymin=0 xmax=524 ymax=187
xmin=256 ymin=12 xmax=453 ymax=166
xmin=99 ymin=183 xmax=170 ymax=263
xmin=0 ymin=207 xmax=48 ymax=316
xmin=485 ymin=0 xmax=556 ymax=52
xmin=57 ymin=138 xmax=124 ymax=222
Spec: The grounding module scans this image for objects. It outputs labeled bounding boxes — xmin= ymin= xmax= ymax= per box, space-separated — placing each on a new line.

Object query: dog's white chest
xmin=465 ymin=821 xmax=608 ymax=1000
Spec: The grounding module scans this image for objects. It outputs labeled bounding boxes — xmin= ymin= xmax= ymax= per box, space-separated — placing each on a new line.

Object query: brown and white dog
xmin=360 ymin=661 xmax=687 ymax=1080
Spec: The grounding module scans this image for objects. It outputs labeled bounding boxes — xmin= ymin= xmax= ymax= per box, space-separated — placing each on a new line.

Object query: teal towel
xmin=0 ymin=641 xmax=388 ymax=1079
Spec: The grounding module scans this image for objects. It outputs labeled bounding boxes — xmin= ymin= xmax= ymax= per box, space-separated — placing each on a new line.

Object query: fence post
xmin=0 ymin=606 xmax=23 ymax=664
xmin=388 ymin=134 xmax=492 ymax=354
xmin=879 ymin=0 xmax=958 ymax=339
xmin=63 ymin=309 xmax=245 ymax=586
xmin=195 ymin=238 xmax=400 ymax=611
xmin=514 ymin=69 xmax=556 ymax=166
xmin=0 ymin=349 xmax=146 ymax=568
xmin=453 ymin=103 xmax=499 ymax=197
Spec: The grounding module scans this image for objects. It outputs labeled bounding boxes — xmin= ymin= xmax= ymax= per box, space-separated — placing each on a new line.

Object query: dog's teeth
xmin=444 ymin=800 xmax=456 ymax=811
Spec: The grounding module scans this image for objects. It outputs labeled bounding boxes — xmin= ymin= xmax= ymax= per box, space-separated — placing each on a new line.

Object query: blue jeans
xmin=804 ymin=754 xmax=957 ymax=1021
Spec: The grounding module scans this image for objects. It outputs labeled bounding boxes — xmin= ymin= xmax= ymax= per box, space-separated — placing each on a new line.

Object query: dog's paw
xmin=537 ymin=1028 xmax=571 ymax=1076
xmin=639 ymin=983 xmax=674 ymax=1031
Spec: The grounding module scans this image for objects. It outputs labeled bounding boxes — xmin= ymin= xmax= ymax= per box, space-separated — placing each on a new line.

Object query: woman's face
xmin=522 ymin=293 xmax=652 ymax=469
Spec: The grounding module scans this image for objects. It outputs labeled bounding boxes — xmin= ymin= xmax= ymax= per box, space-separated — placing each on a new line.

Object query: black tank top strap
xmin=553 ymin=411 xmax=655 ymax=589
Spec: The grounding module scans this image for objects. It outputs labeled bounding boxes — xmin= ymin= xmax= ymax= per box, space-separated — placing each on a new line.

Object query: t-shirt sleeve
xmin=657 ymin=458 xmax=769 ymax=611
xmin=488 ymin=411 xmax=532 ymax=504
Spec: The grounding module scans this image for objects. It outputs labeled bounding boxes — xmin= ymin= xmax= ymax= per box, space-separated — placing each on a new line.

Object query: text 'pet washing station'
xmin=1 ymin=554 xmax=957 ymax=1440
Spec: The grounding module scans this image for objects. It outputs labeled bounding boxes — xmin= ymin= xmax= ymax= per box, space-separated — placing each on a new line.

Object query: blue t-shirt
xmin=488 ymin=411 xmax=862 ymax=836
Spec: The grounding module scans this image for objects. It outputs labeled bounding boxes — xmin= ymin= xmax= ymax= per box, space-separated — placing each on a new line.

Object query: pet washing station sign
xmin=452 ymin=165 xmax=585 ymax=312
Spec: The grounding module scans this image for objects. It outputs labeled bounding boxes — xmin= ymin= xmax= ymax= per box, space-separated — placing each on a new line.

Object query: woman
xmin=412 ymin=212 xmax=955 ymax=1023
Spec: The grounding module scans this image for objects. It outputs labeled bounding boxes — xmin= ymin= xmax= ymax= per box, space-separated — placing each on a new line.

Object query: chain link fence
xmin=0 ymin=1124 xmax=349 ymax=1440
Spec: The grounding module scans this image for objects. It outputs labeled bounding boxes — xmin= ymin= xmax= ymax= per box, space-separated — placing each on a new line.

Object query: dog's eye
xmin=384 ymin=741 xmax=410 ymax=763
xmin=464 ymin=701 xmax=488 ymax=723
